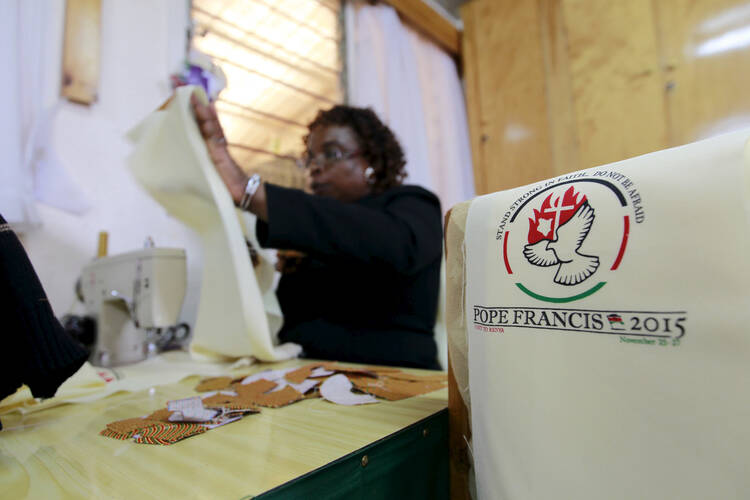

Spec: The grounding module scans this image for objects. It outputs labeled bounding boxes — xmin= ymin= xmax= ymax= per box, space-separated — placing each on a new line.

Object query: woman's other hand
xmin=276 ymin=250 xmax=307 ymax=274
xmin=190 ymin=92 xmax=248 ymax=204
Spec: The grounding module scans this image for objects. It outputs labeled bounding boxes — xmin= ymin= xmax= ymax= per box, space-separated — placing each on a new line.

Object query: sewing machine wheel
xmin=172 ymin=323 xmax=190 ymax=342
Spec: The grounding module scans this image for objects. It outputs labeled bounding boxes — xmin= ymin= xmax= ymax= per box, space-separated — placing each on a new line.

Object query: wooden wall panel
xmin=561 ymin=0 xmax=668 ymax=169
xmin=462 ymin=0 xmax=750 ymax=195
xmin=461 ymin=3 xmax=487 ymax=195
xmin=61 ymin=0 xmax=101 ymax=104
xmin=655 ymin=0 xmax=750 ymax=145
xmin=538 ymin=0 xmax=579 ymax=177
xmin=461 ymin=0 xmax=555 ymax=194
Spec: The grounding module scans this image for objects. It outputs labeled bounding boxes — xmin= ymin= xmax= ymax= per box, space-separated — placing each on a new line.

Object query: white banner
xmin=464 ymin=130 xmax=750 ymax=499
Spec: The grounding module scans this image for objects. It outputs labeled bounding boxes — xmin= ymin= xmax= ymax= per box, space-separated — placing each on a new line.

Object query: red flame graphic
xmin=527 ymin=186 xmax=587 ymax=244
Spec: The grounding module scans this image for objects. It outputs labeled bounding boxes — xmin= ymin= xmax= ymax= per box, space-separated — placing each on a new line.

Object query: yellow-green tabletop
xmin=0 ymin=359 xmax=447 ymax=499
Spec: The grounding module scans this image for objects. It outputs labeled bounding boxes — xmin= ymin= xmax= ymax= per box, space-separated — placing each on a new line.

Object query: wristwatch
xmin=239 ymin=174 xmax=262 ymax=211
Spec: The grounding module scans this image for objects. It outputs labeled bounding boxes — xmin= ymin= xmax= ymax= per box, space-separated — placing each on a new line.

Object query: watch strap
xmin=239 ymin=174 xmax=262 ymax=211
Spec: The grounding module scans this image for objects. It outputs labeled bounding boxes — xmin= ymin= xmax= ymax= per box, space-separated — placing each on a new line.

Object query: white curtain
xmin=345 ymin=1 xmax=475 ymax=211
xmin=0 ymin=1 xmax=40 ymax=232
xmin=0 ymin=0 xmax=91 ymax=233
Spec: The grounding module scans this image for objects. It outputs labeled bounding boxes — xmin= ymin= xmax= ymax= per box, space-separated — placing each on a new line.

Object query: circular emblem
xmin=501 ymin=179 xmax=631 ymax=303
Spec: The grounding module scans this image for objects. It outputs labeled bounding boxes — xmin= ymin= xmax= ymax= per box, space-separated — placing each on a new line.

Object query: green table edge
xmin=249 ymin=408 xmax=449 ymax=500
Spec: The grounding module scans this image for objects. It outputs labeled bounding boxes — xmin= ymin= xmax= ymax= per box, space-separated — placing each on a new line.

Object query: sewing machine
xmin=80 ymin=247 xmax=188 ymax=367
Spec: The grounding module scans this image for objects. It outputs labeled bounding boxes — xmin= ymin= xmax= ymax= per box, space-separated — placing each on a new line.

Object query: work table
xmin=0 ymin=359 xmax=448 ymax=499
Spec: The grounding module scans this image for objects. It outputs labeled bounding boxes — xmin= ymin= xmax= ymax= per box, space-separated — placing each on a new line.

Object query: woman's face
xmin=304 ymin=125 xmax=371 ymax=202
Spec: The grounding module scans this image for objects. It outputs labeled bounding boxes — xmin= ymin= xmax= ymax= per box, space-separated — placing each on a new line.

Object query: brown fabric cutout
xmin=350 ymin=377 xmax=447 ymax=401
xmin=132 ymin=422 xmax=206 ymax=445
xmin=202 ymin=393 xmax=241 ymax=408
xmin=216 ymin=403 xmax=260 ymax=413
xmin=230 ymin=379 xmax=304 ymax=408
xmin=284 ymin=363 xmax=322 ymax=384
xmin=228 ymin=381 xmax=305 ymax=408
xmin=99 ymin=428 xmax=130 ymax=440
xmin=194 ymin=376 xmax=233 ymax=392
xmin=146 ymin=409 xmax=176 ymax=422
xmin=106 ymin=418 xmax=162 ymax=437
xmin=252 ymin=386 xmax=304 ymax=408
xmin=233 ymin=379 xmax=277 ymax=397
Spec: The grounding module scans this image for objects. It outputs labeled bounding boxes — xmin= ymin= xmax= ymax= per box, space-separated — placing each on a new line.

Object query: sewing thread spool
xmin=97 ymin=231 xmax=108 ymax=258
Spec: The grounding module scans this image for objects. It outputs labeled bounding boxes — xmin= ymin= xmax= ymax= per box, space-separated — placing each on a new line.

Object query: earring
xmin=364 ymin=166 xmax=375 ymax=185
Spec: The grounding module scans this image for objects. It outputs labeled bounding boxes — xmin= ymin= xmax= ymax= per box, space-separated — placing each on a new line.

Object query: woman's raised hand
xmin=190 ymin=92 xmax=248 ymax=204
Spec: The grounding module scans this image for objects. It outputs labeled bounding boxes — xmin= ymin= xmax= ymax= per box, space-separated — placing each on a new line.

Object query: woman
xmin=192 ymin=96 xmax=442 ymax=369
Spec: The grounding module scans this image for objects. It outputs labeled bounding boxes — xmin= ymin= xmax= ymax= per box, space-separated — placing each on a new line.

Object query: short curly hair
xmin=304 ymin=105 xmax=407 ymax=193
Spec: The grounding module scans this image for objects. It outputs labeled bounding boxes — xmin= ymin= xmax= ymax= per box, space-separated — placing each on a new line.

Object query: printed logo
xmin=522 ymin=187 xmax=599 ymax=286
xmin=474 ymin=170 xmax=688 ymax=345
xmin=495 ymin=172 xmax=643 ymax=303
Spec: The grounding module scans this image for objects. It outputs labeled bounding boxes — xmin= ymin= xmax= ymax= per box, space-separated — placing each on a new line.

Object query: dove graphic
xmin=523 ymin=202 xmax=599 ymax=285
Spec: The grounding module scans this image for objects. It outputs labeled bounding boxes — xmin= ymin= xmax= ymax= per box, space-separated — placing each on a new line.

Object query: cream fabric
xmin=127 ymin=86 xmax=299 ymax=362
xmin=0 ymin=352 xmax=240 ymax=416
xmin=445 ymin=201 xmax=472 ymax=413
xmin=462 ymin=130 xmax=750 ymax=499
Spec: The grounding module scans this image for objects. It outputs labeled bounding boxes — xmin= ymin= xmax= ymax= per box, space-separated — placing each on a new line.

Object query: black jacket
xmin=257 ymin=184 xmax=442 ymax=369
xmin=0 ymin=214 xmax=87 ymax=404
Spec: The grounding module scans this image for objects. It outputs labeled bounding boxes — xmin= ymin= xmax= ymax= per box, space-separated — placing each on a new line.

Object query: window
xmin=191 ymin=0 xmax=343 ymax=187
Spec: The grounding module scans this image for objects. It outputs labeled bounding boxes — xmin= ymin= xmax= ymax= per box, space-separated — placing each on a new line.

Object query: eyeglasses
xmin=300 ymin=148 xmax=361 ymax=170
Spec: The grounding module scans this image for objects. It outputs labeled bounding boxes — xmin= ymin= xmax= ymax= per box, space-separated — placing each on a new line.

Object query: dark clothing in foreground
xmin=257 ymin=184 xmax=442 ymax=369
xmin=0 ymin=214 xmax=88 ymax=405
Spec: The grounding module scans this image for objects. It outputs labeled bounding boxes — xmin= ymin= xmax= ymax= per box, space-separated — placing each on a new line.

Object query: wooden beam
xmin=61 ymin=0 xmax=101 ymax=104
xmin=383 ymin=0 xmax=461 ymax=56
